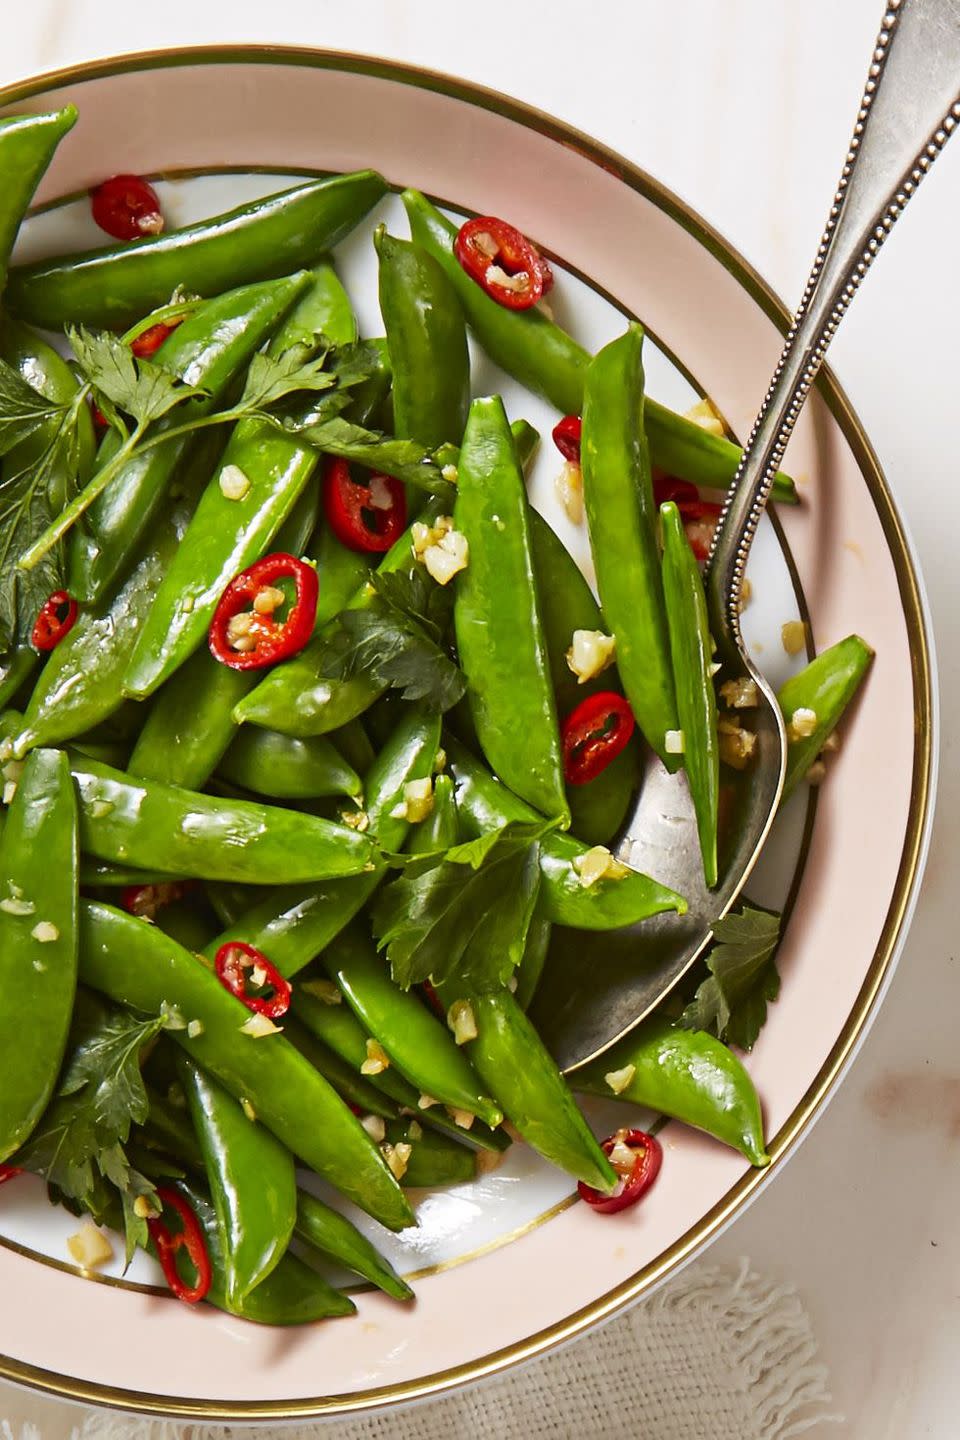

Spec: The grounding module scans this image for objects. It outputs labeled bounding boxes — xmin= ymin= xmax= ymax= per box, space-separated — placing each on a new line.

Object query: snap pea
xmin=383 ymin=1117 xmax=476 ymax=1188
xmin=574 ymin=1017 xmax=769 ymax=1166
xmin=528 ymin=507 xmax=642 ymax=845
xmin=286 ymin=1016 xmax=400 ymax=1119
xmin=401 ymin=189 xmax=797 ymax=504
xmin=172 ymin=1180 xmax=356 ymax=1324
xmin=8 ymin=172 xmax=388 ymax=330
xmin=332 ymin=717 xmax=376 ymax=778
xmin=70 ymin=756 xmax=378 ymax=884
xmin=0 ymin=648 xmax=38 ymax=713
xmin=582 ymin=326 xmax=678 ymax=768
xmin=218 ymin=728 xmax=362 ymax=801
xmin=78 ymin=900 xmax=414 ymax=1231
xmin=406 ymin=771 xmax=458 ymax=855
xmin=447 ymin=738 xmax=685 ymax=929
xmin=364 ymin=702 xmax=442 ymax=852
xmin=660 ymin=501 xmax=719 ymax=887
xmin=375 ymin=226 xmax=470 ymax=448
xmin=455 ymin=395 xmax=568 ymax=823
xmin=151 ymin=894 xmax=217 ymax=953
xmin=0 ymin=107 xmax=77 ymax=294
xmin=123 ymin=263 xmax=356 ymax=699
xmin=294 ymin=1188 xmax=412 ymax=1301
xmin=514 ymin=899 xmax=552 ymax=1012
xmin=141 ymin=1083 xmax=205 ymax=1173
xmin=68 ymin=272 xmax=312 ymax=605
xmin=777 ymin=634 xmax=874 ymax=801
xmin=178 ymin=1056 xmax=297 ymax=1303
xmin=322 ymin=924 xmax=503 ymax=1129
xmin=15 ymin=432 xmax=218 ymax=754
xmin=435 ymin=983 xmax=615 ymax=1192
xmin=127 ymin=650 xmax=251 ymax=790
xmin=0 ymin=748 xmax=78 ymax=1162
xmin=79 ymin=861 xmax=182 ymax=888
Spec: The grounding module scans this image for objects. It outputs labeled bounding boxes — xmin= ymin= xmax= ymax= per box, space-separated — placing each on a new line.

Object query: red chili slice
xmin=208 ymin=552 xmax=318 ymax=671
xmin=653 ymin=473 xmax=722 ymax=562
xmin=578 ymin=1128 xmax=663 ymax=1214
xmin=552 ymin=415 xmax=582 ymax=462
xmin=90 ymin=174 xmax=164 ymax=241
xmin=122 ymin=881 xmax=193 ymax=921
xmin=322 ymin=457 xmax=407 ymax=554
xmin=130 ymin=319 xmax=181 ymax=358
xmin=214 ymin=940 xmax=292 ymax=1019
xmin=147 ymin=1187 xmax=212 ymax=1304
xmin=562 ymin=691 xmax=635 ymax=786
xmin=31 ymin=591 xmax=78 ymax=652
xmin=421 ymin=980 xmax=445 ymax=1017
xmin=0 ymin=1165 xmax=22 ymax=1186
xmin=454 ymin=216 xmax=554 ymax=310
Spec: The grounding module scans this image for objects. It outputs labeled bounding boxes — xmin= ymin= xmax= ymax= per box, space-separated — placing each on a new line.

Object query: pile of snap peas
xmin=0 ymin=106 xmax=874 ymax=1324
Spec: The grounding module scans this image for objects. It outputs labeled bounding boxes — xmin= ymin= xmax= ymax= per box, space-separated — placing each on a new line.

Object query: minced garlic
xmin=239 ymin=1013 xmax=282 ymax=1038
xmin=664 ymin=729 xmax=685 ymax=756
xmin=718 ymin=719 xmax=758 ymax=770
xmin=240 ymin=1097 xmax=257 ymax=1122
xmin=572 ymin=846 xmax=630 ymax=887
xmin=423 ymin=528 xmax=469 ymax=585
xmin=418 ymin=1093 xmax=439 ymax=1110
xmin=361 ymin=1038 xmax=390 ymax=1076
xmin=446 ymin=998 xmax=478 ymax=1046
xmin=447 ymin=1108 xmax=476 ymax=1131
xmin=381 ymin=1141 xmax=413 ymax=1181
xmin=361 ymin=1114 xmax=387 ymax=1143
xmin=787 ymin=707 xmax=818 ymax=742
xmin=133 ymin=1195 xmax=159 ymax=1220
xmin=806 ymin=760 xmax=827 ymax=786
xmin=781 ymin=620 xmax=807 ymax=656
xmin=719 ymin=678 xmax=760 ymax=710
xmin=565 ymin=629 xmax=616 ymax=684
xmin=393 ymin=777 xmax=434 ymax=825
xmin=186 ymin=1019 xmax=204 ymax=1039
xmin=30 ymin=921 xmax=59 ymax=943
xmin=604 ymin=1064 xmax=636 ymax=1096
xmin=685 ymin=397 xmax=725 ymax=436
xmin=0 ymin=896 xmax=34 ymax=916
xmin=555 ymin=460 xmax=584 ymax=524
xmin=341 ymin=808 xmax=370 ymax=832
xmin=219 ymin=464 xmax=251 ymax=501
xmin=302 ymin=978 xmax=342 ymax=1005
xmin=67 ymin=1223 xmax=113 ymax=1270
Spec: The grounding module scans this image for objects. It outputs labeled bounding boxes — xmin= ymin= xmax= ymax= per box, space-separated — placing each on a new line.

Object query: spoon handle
xmin=707 ymin=0 xmax=960 ymax=646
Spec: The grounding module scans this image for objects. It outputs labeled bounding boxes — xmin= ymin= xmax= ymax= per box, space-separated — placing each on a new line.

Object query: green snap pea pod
xmin=286 ymin=1015 xmax=400 ymax=1119
xmin=582 ymin=327 xmax=678 ymax=768
xmin=273 ymin=477 xmax=320 ymax=558
xmin=172 ymin=1180 xmax=356 ymax=1323
xmin=78 ymin=900 xmax=414 ymax=1231
xmin=454 ymin=395 xmax=568 ymax=822
xmin=218 ymin=728 xmax=362 ymax=801
xmin=660 ymin=501 xmax=719 ymax=887
xmin=777 ymin=635 xmax=874 ymax=801
xmin=204 ymin=881 xmax=258 ymax=929
xmin=9 ymin=172 xmax=388 ymax=330
xmin=322 ymin=925 xmax=503 ymax=1129
xmin=513 ymin=899 xmax=551 ymax=1012
xmin=68 ymin=272 xmax=311 ymax=605
xmin=79 ymin=861 xmax=182 ymax=888
xmin=345 ymin=336 xmax=393 ymax=429
xmin=0 ymin=649 xmax=38 ymax=713
xmin=142 ymin=1084 xmax=205 ymax=1172
xmin=152 ymin=895 xmax=217 ymax=953
xmin=178 ymin=1056 xmax=297 ymax=1303
xmin=384 ymin=1117 xmax=476 ymax=1188
xmin=0 ymin=107 xmax=77 ymax=294
xmin=0 ymin=748 xmax=78 ymax=1162
xmin=124 ymin=263 xmax=356 ymax=699
xmin=435 ymin=982 xmax=615 ymax=1192
xmin=294 ymin=1188 xmax=412 ymax=1301
xmin=528 ymin=507 xmax=641 ymax=845
xmin=15 ymin=434 xmax=217 ymax=754
xmin=405 ymin=771 xmax=458 ymax=855
xmin=70 ymin=756 xmax=378 ymax=884
xmin=128 ymin=650 xmax=253 ymax=790
xmin=332 ymin=717 xmax=376 ymax=778
xmin=574 ymin=1017 xmax=769 ymax=1166
xmin=364 ymin=702 xmax=442 ymax=852
xmin=375 ymin=226 xmax=470 ymax=448
xmin=447 ymin=738 xmax=685 ymax=929
xmin=231 ymin=500 xmax=446 ymax=737
xmin=402 ymin=189 xmax=797 ymax=504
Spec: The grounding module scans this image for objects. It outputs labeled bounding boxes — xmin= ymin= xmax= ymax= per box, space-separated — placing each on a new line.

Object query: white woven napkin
xmin=0 ymin=1260 xmax=841 ymax=1440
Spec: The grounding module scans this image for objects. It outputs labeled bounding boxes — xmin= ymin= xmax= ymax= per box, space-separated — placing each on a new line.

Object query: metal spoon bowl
xmin=533 ymin=0 xmax=960 ymax=1072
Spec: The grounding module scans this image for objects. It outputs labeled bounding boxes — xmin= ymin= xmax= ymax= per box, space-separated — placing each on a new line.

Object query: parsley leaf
xmin=237 ymin=344 xmax=336 ymax=411
xmin=14 ymin=998 xmax=173 ymax=1265
xmin=67 ymin=325 xmax=205 ymax=427
xmin=319 ymin=565 xmax=466 ymax=712
xmin=679 ymin=905 xmax=781 ymax=1050
xmin=371 ymin=821 xmax=550 ymax=992
xmin=0 ymin=418 xmax=80 ymax=650
xmin=0 ymin=358 xmax=66 ymax=457
xmin=295 ymin=414 xmax=452 ymax=493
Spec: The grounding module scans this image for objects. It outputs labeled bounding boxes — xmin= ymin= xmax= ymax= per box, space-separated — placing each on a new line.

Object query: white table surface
xmin=3 ymin=4 xmax=957 ymax=1435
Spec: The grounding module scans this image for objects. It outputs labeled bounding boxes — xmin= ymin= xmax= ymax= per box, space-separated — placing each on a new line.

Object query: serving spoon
xmin=532 ymin=0 xmax=960 ymax=1072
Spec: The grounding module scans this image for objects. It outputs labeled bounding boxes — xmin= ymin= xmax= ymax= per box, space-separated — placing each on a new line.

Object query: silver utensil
xmin=534 ymin=0 xmax=960 ymax=1071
